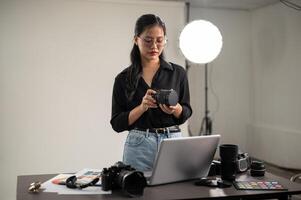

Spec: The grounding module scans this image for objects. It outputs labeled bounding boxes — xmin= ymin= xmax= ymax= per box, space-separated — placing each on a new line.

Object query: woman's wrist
xmin=139 ymin=103 xmax=148 ymax=112
xmin=173 ymin=103 xmax=183 ymax=118
xmin=129 ymin=104 xmax=147 ymax=126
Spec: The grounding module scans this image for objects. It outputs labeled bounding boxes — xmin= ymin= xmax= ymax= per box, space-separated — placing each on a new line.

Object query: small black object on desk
xmin=250 ymin=160 xmax=265 ymax=177
xmin=195 ymin=178 xmax=232 ymax=188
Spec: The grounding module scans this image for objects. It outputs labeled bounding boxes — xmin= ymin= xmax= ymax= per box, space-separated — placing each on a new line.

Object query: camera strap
xmin=65 ymin=175 xmax=100 ymax=189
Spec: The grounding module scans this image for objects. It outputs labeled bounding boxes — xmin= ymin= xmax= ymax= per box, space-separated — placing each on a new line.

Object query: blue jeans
xmin=123 ymin=129 xmax=182 ymax=172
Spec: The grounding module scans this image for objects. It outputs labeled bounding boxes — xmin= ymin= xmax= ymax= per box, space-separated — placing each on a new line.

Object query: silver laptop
xmin=145 ymin=135 xmax=220 ymax=186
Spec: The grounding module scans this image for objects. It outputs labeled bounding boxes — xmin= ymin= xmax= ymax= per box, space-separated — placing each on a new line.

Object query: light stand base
xmin=200 ymin=116 xmax=212 ymax=135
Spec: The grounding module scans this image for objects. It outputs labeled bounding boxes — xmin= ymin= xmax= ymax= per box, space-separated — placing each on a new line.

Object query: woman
xmin=110 ymin=14 xmax=192 ymax=171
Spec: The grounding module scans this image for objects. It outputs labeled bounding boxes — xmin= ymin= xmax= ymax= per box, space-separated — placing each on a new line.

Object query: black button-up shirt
xmin=110 ymin=59 xmax=192 ymax=132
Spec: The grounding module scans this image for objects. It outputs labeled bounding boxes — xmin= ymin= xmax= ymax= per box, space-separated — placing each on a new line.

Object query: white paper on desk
xmin=75 ymin=168 xmax=102 ymax=186
xmin=41 ymin=174 xmax=72 ymax=193
xmin=41 ymin=173 xmax=111 ymax=195
xmin=58 ymin=186 xmax=110 ymax=195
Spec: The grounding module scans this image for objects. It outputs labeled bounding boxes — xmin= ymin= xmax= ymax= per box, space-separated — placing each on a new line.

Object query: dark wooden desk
xmin=17 ymin=172 xmax=301 ymax=200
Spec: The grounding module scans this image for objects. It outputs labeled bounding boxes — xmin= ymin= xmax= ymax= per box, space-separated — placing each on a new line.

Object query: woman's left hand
xmin=159 ymin=103 xmax=182 ymax=118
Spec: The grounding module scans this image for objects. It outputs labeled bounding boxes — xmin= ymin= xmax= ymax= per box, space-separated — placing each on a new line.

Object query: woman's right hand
xmin=140 ymin=89 xmax=157 ymax=112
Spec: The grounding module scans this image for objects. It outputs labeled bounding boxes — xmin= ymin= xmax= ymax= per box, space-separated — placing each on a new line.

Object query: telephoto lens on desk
xmin=219 ymin=144 xmax=238 ymax=182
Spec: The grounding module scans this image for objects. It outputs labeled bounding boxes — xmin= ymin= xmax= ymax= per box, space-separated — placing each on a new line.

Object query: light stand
xmin=201 ymin=63 xmax=212 ymax=135
xmin=179 ymin=20 xmax=223 ymax=136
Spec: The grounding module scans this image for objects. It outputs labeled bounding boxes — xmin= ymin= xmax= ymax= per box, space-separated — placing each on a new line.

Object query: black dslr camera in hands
xmin=101 ymin=161 xmax=147 ymax=197
xmin=152 ymin=89 xmax=178 ymax=106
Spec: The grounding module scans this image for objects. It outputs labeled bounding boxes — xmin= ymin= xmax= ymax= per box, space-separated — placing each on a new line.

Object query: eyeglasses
xmin=138 ymin=36 xmax=167 ymax=48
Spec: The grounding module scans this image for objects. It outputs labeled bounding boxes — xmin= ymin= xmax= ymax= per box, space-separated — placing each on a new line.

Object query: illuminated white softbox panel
xmin=179 ymin=20 xmax=223 ymax=64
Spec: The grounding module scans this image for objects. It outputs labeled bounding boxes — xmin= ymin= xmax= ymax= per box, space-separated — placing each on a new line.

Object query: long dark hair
xmin=126 ymin=14 xmax=166 ymax=100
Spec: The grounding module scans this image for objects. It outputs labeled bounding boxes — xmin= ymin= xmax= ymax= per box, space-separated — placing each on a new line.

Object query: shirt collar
xmin=160 ymin=58 xmax=174 ymax=71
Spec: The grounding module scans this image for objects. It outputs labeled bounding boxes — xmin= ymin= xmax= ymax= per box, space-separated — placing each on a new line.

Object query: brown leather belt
xmin=134 ymin=125 xmax=181 ymax=134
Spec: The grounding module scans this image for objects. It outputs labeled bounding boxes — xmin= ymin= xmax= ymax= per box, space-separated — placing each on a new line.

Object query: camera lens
xmin=118 ymin=171 xmax=147 ymax=197
xmin=167 ymin=90 xmax=178 ymax=106
xmin=250 ymin=161 xmax=265 ymax=177
xmin=153 ymin=89 xmax=178 ymax=106
xmin=219 ymin=144 xmax=238 ymax=181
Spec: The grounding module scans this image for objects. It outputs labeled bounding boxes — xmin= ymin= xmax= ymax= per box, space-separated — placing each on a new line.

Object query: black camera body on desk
xmin=101 ymin=161 xmax=147 ymax=197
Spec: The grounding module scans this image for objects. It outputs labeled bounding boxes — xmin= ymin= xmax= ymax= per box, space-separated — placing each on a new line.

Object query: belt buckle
xmin=155 ymin=128 xmax=167 ymax=134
